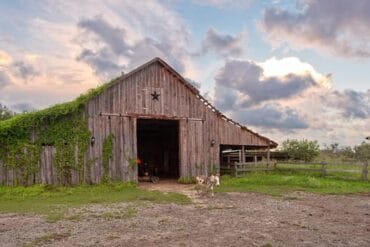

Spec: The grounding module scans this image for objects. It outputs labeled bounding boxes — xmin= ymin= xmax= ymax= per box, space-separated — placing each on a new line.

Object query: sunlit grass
xmin=0 ymin=182 xmax=190 ymax=217
xmin=217 ymin=171 xmax=370 ymax=196
xmin=276 ymin=162 xmax=364 ymax=179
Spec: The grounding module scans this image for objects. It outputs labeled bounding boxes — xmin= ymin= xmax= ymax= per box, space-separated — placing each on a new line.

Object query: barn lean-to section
xmin=0 ymin=57 xmax=277 ymax=186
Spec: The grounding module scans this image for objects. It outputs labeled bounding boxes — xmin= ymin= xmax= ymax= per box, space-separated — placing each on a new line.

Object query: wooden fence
xmin=220 ymin=160 xmax=369 ymax=180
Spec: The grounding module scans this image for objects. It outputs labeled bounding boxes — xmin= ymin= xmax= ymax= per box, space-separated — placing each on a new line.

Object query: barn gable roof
xmin=103 ymin=57 xmax=277 ymax=148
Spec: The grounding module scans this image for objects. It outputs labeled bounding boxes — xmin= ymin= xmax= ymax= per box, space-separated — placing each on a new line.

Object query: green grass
xmin=0 ymin=182 xmax=190 ymax=218
xmin=275 ymin=162 xmax=364 ymax=180
xmin=217 ymin=172 xmax=370 ymax=196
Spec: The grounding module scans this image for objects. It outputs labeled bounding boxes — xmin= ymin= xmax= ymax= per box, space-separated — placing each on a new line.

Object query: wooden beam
xmin=99 ymin=112 xmax=204 ymax=121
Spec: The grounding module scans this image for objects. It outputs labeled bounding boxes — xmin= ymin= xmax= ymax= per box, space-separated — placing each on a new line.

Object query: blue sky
xmin=0 ymin=0 xmax=369 ymax=147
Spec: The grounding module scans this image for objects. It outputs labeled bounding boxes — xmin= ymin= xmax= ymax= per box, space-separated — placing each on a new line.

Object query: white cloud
xmin=0 ymin=50 xmax=12 ymax=66
xmin=214 ymin=57 xmax=330 ymax=108
xmin=258 ymin=57 xmax=331 ymax=89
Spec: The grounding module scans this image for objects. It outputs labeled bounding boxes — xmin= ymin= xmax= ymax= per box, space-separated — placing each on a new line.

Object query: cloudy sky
xmin=0 ymin=0 xmax=369 ymax=147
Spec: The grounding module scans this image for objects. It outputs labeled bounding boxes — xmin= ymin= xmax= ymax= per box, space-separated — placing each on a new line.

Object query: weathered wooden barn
xmin=0 ymin=57 xmax=277 ymax=185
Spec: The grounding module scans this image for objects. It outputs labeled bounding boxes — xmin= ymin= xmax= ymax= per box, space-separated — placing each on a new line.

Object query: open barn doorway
xmin=137 ymin=119 xmax=179 ymax=180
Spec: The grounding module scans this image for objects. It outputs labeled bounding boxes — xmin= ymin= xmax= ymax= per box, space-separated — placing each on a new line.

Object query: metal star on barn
xmin=151 ymin=91 xmax=160 ymax=101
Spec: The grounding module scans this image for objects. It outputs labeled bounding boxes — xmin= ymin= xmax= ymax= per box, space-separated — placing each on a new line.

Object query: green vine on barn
xmin=102 ymin=133 xmax=114 ymax=183
xmin=0 ymin=79 xmax=117 ymax=185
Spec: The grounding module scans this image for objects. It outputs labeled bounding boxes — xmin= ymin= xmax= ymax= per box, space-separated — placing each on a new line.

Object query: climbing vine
xmin=102 ymin=133 xmax=114 ymax=183
xmin=0 ymin=78 xmax=118 ymax=185
xmin=3 ymin=143 xmax=39 ymax=186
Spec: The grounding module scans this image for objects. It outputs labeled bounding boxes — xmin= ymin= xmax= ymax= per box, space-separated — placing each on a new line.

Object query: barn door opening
xmin=137 ymin=119 xmax=179 ymax=180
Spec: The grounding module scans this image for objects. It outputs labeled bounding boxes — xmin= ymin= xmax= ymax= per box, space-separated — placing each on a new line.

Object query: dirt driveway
xmin=1 ymin=181 xmax=369 ymax=247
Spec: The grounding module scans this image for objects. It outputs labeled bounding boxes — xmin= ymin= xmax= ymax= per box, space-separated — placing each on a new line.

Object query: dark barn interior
xmin=137 ymin=119 xmax=179 ymax=179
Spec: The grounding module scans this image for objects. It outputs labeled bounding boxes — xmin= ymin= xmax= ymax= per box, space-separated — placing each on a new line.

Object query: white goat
xmin=195 ymin=174 xmax=220 ymax=197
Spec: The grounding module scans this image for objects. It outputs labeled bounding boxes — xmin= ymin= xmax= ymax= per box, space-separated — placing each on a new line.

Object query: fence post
xmin=362 ymin=162 xmax=368 ymax=181
xmin=321 ymin=161 xmax=326 ymax=177
xmin=234 ymin=164 xmax=238 ymax=177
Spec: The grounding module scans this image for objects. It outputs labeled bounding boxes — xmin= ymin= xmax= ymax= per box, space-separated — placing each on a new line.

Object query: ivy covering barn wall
xmin=0 ymin=79 xmax=117 ymax=186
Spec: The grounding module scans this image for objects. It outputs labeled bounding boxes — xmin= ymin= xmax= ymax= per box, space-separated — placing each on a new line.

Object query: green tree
xmin=282 ymin=139 xmax=320 ymax=162
xmin=0 ymin=103 xmax=14 ymax=121
xmin=338 ymin=146 xmax=356 ymax=161
xmin=354 ymin=142 xmax=370 ymax=161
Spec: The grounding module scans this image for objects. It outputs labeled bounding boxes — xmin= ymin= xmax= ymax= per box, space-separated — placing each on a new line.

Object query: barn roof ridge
xmin=105 ymin=57 xmax=277 ymax=148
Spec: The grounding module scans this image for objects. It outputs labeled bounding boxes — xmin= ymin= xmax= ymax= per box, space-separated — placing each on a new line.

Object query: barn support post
xmin=241 ymin=145 xmax=246 ymax=163
xmin=267 ymin=146 xmax=271 ymax=166
xmin=238 ymin=150 xmax=242 ymax=163
xmin=254 ymin=155 xmax=257 ymax=165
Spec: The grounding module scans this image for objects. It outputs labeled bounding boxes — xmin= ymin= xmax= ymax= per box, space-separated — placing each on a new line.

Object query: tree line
xmin=282 ymin=139 xmax=370 ymax=162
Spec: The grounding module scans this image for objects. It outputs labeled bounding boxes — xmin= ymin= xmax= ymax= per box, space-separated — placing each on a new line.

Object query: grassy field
xmin=217 ymin=171 xmax=370 ymax=196
xmin=0 ymin=171 xmax=369 ymax=220
xmin=275 ymin=162 xmax=364 ymax=180
xmin=0 ymin=182 xmax=190 ymax=220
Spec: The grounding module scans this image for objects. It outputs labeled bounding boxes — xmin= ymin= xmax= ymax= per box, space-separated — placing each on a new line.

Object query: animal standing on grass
xmin=195 ymin=174 xmax=220 ymax=197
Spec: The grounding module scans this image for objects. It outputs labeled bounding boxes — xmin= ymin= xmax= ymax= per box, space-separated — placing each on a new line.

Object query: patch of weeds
xmin=101 ymin=212 xmax=115 ymax=220
xmin=261 ymin=243 xmax=273 ymax=247
xmin=128 ymin=222 xmax=137 ymax=229
xmin=105 ymin=235 xmax=120 ymax=241
xmin=24 ymin=232 xmax=70 ymax=247
xmin=101 ymin=207 xmax=137 ymax=220
xmin=65 ymin=213 xmax=82 ymax=221
xmin=206 ymin=205 xmax=236 ymax=210
xmin=292 ymin=222 xmax=310 ymax=229
xmin=283 ymin=196 xmax=298 ymax=201
xmin=158 ymin=218 xmax=169 ymax=224
xmin=46 ymin=212 xmax=65 ymax=223
xmin=125 ymin=207 xmax=137 ymax=217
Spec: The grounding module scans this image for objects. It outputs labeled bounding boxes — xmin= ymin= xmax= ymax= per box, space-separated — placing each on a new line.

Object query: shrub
xmin=354 ymin=142 xmax=370 ymax=161
xmin=282 ymin=139 xmax=319 ymax=162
